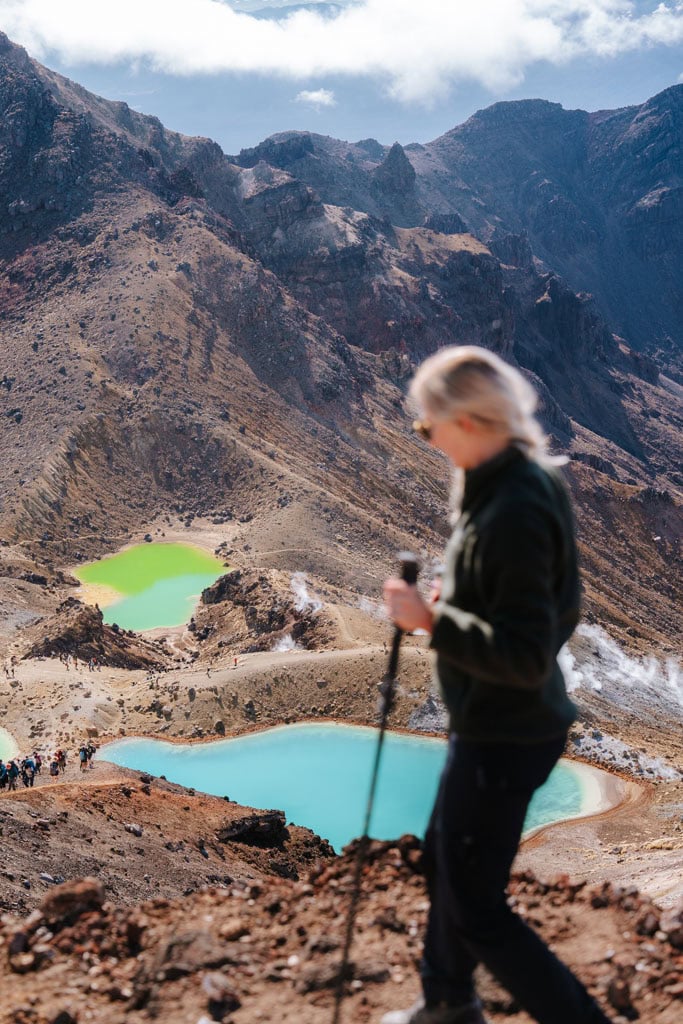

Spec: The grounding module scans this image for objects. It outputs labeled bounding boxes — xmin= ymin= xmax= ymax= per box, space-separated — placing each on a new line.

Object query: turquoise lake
xmin=0 ymin=728 xmax=17 ymax=760
xmin=74 ymin=543 xmax=225 ymax=631
xmin=103 ymin=723 xmax=585 ymax=852
xmin=97 ymin=574 xmax=222 ymax=632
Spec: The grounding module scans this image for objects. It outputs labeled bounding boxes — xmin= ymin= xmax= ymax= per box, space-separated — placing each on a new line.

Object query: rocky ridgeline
xmin=0 ymin=775 xmax=336 ymax=918
xmin=22 ymin=599 xmax=166 ymax=670
xmin=0 ymin=840 xmax=681 ymax=1023
xmin=196 ymin=569 xmax=332 ymax=655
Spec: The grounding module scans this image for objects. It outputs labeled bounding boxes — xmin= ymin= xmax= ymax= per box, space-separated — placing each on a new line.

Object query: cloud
xmin=295 ymin=87 xmax=336 ymax=108
xmin=1 ymin=1 xmax=683 ymax=103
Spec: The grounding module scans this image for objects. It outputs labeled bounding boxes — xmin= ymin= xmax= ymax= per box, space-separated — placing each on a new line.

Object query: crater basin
xmin=103 ymin=723 xmax=594 ymax=852
xmin=73 ymin=542 xmax=225 ymax=632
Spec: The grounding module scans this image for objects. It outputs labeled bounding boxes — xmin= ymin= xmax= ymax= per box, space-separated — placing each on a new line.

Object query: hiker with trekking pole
xmin=375 ymin=347 xmax=613 ymax=1024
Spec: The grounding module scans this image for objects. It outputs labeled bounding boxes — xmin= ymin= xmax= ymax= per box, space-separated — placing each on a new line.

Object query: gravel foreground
xmin=1 ymin=837 xmax=682 ymax=1024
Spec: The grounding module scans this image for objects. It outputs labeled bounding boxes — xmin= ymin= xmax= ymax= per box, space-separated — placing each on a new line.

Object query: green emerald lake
xmin=74 ymin=542 xmax=225 ymax=631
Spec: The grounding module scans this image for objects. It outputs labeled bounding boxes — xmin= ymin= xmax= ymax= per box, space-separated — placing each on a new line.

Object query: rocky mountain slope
xmin=0 ymin=767 xmax=333 ymax=917
xmin=233 ymin=87 xmax=683 ymax=373
xmin=1 ymin=835 xmax=682 ymax=1024
xmin=0 ymin=32 xmax=680 ymax=659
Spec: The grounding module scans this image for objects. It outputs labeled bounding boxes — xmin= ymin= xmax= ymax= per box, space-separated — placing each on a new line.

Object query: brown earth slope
xmin=0 ymin=767 xmax=333 ymax=917
xmin=0 ymin=838 xmax=682 ymax=1024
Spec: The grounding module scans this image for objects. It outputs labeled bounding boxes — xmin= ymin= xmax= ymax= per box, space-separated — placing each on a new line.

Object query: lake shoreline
xmin=1 ymin=704 xmax=630 ymax=827
xmin=100 ymin=723 xmax=625 ymax=849
xmin=1 ymin=626 xmax=680 ymax=906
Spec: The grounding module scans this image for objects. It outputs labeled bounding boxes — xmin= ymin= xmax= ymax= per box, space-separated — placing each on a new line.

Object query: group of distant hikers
xmin=4 ymin=653 xmax=102 ymax=676
xmin=0 ymin=742 xmax=97 ymax=790
xmin=58 ymin=652 xmax=102 ymax=671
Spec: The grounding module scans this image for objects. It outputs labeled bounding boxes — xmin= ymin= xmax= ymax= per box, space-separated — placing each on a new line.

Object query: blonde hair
xmin=410 ymin=345 xmax=559 ymax=515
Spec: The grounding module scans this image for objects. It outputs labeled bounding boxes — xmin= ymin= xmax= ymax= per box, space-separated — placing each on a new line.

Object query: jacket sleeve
xmin=429 ymin=501 xmax=558 ymax=690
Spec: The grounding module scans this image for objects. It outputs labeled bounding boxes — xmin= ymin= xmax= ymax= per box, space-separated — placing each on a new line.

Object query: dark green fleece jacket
xmin=430 ymin=446 xmax=579 ymax=743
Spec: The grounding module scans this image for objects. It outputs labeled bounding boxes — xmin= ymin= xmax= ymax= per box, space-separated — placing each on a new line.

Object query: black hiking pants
xmin=420 ymin=733 xmax=612 ymax=1024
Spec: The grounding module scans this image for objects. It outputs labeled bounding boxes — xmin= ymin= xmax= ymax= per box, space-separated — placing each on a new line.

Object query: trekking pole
xmin=331 ymin=552 xmax=419 ymax=1024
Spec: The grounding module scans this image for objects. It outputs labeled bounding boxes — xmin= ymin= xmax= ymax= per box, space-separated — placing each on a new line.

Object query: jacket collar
xmin=462 ymin=445 xmax=525 ymax=511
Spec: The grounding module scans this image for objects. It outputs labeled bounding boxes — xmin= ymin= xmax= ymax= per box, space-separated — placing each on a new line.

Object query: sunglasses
xmin=413 ymin=412 xmax=498 ymax=442
xmin=412 ymin=419 xmax=433 ymax=442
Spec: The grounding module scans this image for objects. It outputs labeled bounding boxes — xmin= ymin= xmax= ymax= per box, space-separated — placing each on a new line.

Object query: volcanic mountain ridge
xmin=0 ymin=32 xmax=680 ymax=663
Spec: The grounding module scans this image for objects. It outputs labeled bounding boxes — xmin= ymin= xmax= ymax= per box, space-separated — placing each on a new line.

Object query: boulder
xmin=216 ymin=810 xmax=287 ymax=845
xmin=40 ymin=877 xmax=105 ymax=926
xmin=155 ymin=930 xmax=237 ymax=980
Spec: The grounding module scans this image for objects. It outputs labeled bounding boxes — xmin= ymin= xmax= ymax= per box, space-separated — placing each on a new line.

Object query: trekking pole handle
xmin=398 ymin=551 xmax=419 ymax=587
xmin=385 ymin=552 xmax=419 ymax=681
xmin=382 ymin=552 xmax=419 ymax=710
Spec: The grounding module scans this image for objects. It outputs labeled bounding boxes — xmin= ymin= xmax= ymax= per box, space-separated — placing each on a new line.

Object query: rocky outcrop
xmin=22 ymin=599 xmax=165 ymax=668
xmin=241 ymin=169 xmax=325 ymax=246
xmin=372 ymin=142 xmax=416 ymax=195
xmin=423 ymin=211 xmax=469 ymax=235
xmin=198 ymin=569 xmax=332 ymax=655
xmin=232 ymin=131 xmax=315 ymax=170
xmin=216 ymin=809 xmax=288 ymax=845
xmin=0 ymin=32 xmax=236 ymax=257
xmin=202 ymin=571 xmax=243 ymax=606
xmin=201 ymin=571 xmax=291 ymax=635
xmin=370 ymin=141 xmax=422 ymax=225
xmin=489 ymin=230 xmax=534 ymax=269
xmin=530 ymin=275 xmax=613 ymax=363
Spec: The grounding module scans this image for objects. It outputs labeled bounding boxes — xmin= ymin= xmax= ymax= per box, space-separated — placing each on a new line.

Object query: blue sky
xmin=1 ymin=1 xmax=682 ymax=153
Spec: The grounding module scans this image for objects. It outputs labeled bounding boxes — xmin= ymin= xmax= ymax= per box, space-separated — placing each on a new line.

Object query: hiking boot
xmin=380 ymin=996 xmax=488 ymax=1024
